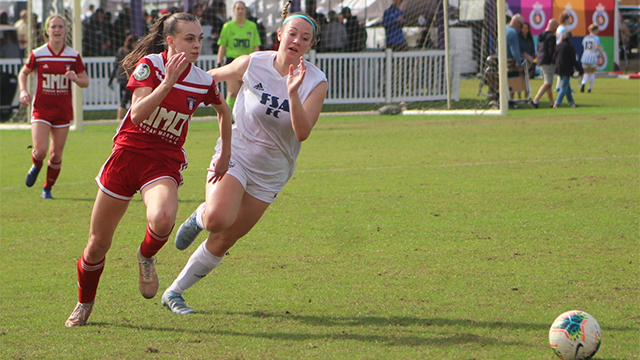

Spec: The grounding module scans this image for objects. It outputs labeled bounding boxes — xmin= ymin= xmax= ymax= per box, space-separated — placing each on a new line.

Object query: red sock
xmin=31 ymin=153 xmax=43 ymax=168
xmin=77 ymin=256 xmax=105 ymax=304
xmin=44 ymin=160 xmax=61 ymax=189
xmin=139 ymin=223 xmax=172 ymax=258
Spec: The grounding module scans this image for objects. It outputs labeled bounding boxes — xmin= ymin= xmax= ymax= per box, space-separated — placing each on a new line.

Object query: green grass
xmin=0 ymin=78 xmax=638 ymax=359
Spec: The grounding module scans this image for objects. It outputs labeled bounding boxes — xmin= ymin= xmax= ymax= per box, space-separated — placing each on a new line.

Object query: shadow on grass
xmin=93 ymin=320 xmax=523 ymax=347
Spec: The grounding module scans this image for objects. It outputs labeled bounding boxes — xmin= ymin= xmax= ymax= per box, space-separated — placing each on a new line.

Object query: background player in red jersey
xmin=18 ymin=14 xmax=89 ymax=199
xmin=64 ymin=12 xmax=232 ymax=327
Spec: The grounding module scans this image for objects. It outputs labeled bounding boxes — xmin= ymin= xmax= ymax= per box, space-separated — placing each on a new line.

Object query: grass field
xmin=1 ymin=78 xmax=638 ymax=359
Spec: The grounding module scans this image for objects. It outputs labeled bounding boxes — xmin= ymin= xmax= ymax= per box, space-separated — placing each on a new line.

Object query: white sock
xmin=588 ymin=74 xmax=595 ymax=89
xmin=168 ymin=241 xmax=223 ymax=294
xmin=194 ymin=202 xmax=206 ymax=229
xmin=581 ymin=76 xmax=588 ymax=85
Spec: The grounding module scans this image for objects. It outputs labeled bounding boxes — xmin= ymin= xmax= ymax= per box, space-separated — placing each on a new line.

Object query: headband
xmin=283 ymin=14 xmax=316 ymax=35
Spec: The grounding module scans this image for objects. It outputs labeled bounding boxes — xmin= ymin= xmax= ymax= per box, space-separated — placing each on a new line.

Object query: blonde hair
xmin=588 ymin=23 xmax=599 ymax=33
xmin=43 ymin=14 xmax=65 ymax=39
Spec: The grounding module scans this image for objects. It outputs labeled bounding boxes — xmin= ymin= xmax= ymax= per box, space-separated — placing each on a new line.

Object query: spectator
xmin=83 ymin=8 xmax=112 ymax=56
xmin=192 ymin=4 xmax=205 ymax=22
xmin=108 ymin=34 xmax=138 ymax=120
xmin=208 ymin=1 xmax=227 ymax=53
xmin=113 ymin=7 xmax=132 ymax=51
xmin=0 ymin=11 xmax=8 ymax=25
xmin=82 ymin=4 xmax=95 ymax=22
xmin=342 ymin=7 xmax=367 ymax=52
xmin=14 ymin=10 xmax=28 ymax=56
xmin=554 ymin=31 xmax=583 ymax=108
xmin=579 ymin=23 xmax=605 ymax=93
xmin=517 ymin=22 xmax=535 ymax=99
xmin=383 ymin=0 xmax=406 ymax=51
xmin=321 ymin=11 xmax=347 ymax=52
xmin=0 ymin=28 xmax=21 ymax=59
xmin=554 ymin=12 xmax=572 ymax=91
xmin=506 ymin=14 xmax=523 ymax=65
xmin=530 ymin=19 xmax=558 ymax=109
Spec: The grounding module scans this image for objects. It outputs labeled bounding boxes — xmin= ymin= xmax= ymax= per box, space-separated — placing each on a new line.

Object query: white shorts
xmin=209 ymin=154 xmax=281 ymax=204
xmin=539 ymin=64 xmax=555 ymax=84
xmin=582 ymin=63 xmax=597 ymax=71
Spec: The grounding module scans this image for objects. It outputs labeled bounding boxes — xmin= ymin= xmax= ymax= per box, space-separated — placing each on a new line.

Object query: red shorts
xmin=96 ymin=148 xmax=184 ymax=200
xmin=31 ymin=117 xmax=73 ymax=128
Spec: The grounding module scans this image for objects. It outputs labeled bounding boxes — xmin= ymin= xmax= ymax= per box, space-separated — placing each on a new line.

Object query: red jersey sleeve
xmin=203 ymin=79 xmax=223 ymax=106
xmin=74 ymin=54 xmax=86 ymax=74
xmin=127 ymin=57 xmax=158 ymax=93
xmin=25 ymin=51 xmax=36 ymax=71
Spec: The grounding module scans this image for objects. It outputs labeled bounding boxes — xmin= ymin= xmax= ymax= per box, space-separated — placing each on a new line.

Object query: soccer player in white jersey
xmin=161 ymin=0 xmax=328 ymax=315
xmin=64 ymin=12 xmax=232 ymax=327
xmin=580 ymin=23 xmax=605 ymax=93
xmin=18 ymin=15 xmax=89 ymax=199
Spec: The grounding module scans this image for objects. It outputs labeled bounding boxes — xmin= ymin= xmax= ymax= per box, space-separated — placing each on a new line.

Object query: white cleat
xmin=162 ymin=289 xmax=195 ymax=315
xmin=65 ymin=301 xmax=94 ymax=327
xmin=137 ymin=247 xmax=158 ymax=299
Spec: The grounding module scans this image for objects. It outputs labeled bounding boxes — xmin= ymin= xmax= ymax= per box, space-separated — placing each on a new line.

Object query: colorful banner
xmin=507 ymin=0 xmax=615 ymax=71
xmin=523 ymin=0 xmax=554 ymax=35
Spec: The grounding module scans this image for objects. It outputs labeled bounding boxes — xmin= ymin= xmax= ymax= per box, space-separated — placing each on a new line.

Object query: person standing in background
xmin=383 ymin=0 xmax=406 ymax=52
xmin=320 ymin=11 xmax=347 ymax=52
xmin=217 ymin=1 xmax=261 ymax=121
xmin=14 ymin=10 xmax=28 ymax=57
xmin=108 ymin=34 xmax=139 ymax=120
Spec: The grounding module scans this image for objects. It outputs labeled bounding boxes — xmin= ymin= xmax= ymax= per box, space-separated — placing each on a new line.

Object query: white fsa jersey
xmin=216 ymin=51 xmax=326 ymax=190
xmin=581 ymin=35 xmax=601 ymax=65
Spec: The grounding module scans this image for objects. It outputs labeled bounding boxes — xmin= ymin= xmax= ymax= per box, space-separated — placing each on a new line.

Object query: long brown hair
xmin=121 ymin=12 xmax=199 ymax=77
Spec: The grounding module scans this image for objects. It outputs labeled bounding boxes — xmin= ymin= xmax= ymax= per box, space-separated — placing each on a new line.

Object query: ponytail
xmin=121 ymin=12 xmax=199 ymax=77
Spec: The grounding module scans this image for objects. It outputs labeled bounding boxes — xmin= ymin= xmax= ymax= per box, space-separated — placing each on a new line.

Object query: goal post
xmin=71 ymin=0 xmax=84 ymax=131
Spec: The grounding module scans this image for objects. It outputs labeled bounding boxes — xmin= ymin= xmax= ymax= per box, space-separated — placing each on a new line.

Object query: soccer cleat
xmin=529 ymin=100 xmax=539 ymax=109
xmin=42 ymin=187 xmax=53 ymax=199
xmin=175 ymin=210 xmax=203 ymax=250
xmin=588 ymin=89 xmax=591 ymax=93
xmin=580 ymin=84 xmax=585 ymax=93
xmin=65 ymin=301 xmax=94 ymax=327
xmin=25 ymin=165 xmax=41 ymax=187
xmin=137 ymin=247 xmax=159 ymax=299
xmin=162 ymin=289 xmax=195 ymax=315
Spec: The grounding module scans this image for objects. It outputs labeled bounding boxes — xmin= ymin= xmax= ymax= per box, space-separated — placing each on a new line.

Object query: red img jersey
xmin=113 ymin=51 xmax=222 ymax=166
xmin=25 ymin=44 xmax=86 ymax=121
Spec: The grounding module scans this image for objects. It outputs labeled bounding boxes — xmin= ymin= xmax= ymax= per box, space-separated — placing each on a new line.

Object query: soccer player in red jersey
xmin=64 ymin=12 xmax=232 ymax=327
xmin=18 ymin=14 xmax=89 ymax=199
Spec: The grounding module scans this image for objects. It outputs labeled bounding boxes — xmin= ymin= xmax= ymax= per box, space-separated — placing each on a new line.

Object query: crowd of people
xmin=503 ymin=12 xmax=605 ymax=109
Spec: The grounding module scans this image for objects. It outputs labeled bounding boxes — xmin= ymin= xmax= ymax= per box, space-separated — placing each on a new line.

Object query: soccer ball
xmin=549 ymin=310 xmax=602 ymax=360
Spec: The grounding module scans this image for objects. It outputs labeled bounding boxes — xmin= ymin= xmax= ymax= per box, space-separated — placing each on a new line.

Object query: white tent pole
xmin=72 ymin=0 xmax=84 ymax=131
xmin=443 ymin=0 xmax=451 ymax=110
xmin=496 ymin=0 xmax=508 ymax=115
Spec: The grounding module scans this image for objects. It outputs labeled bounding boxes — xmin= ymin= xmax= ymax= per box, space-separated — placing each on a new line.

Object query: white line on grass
xmin=1 ymin=155 xmax=636 ymax=192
